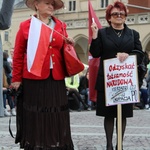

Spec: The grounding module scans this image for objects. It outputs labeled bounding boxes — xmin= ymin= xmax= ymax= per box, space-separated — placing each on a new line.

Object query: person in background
xmin=7 ymin=48 xmax=14 ymax=68
xmin=146 ymin=69 xmax=150 ymax=110
xmin=90 ymin=1 xmax=143 ymax=150
xmin=3 ymin=68 xmax=16 ymax=116
xmin=146 ymin=52 xmax=150 ymax=110
xmin=3 ymin=68 xmax=11 ymax=116
xmin=3 ymin=52 xmax=12 ymax=85
xmin=65 ymin=74 xmax=88 ymax=111
xmin=140 ymin=77 xmax=149 ymax=109
xmin=0 ymin=0 xmax=15 ymax=117
xmin=11 ymin=0 xmax=74 ymax=149
xmin=3 ymin=52 xmax=16 ymax=116
xmin=78 ymin=68 xmax=93 ymax=110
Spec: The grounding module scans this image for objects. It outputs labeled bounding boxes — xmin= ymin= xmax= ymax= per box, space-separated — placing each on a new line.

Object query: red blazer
xmin=12 ymin=16 xmax=68 ymax=82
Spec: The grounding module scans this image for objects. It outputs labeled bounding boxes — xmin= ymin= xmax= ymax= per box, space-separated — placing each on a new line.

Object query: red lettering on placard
xmin=107 ymin=78 xmax=133 ymax=87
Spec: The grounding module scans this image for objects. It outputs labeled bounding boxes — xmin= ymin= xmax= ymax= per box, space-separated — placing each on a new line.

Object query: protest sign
xmin=104 ymin=55 xmax=140 ymax=106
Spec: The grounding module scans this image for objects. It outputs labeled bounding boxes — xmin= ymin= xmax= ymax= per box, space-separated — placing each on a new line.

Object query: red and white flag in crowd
xmin=27 ymin=16 xmax=52 ymax=77
xmin=88 ymin=0 xmax=102 ymax=102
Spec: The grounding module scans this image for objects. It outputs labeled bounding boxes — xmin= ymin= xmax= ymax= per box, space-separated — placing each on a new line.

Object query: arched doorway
xmin=143 ymin=33 xmax=150 ymax=52
xmin=74 ymin=35 xmax=88 ymax=64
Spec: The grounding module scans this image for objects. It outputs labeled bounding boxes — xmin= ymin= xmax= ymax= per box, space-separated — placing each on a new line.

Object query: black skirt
xmin=18 ymin=75 xmax=74 ymax=150
xmin=96 ymin=91 xmax=133 ymax=118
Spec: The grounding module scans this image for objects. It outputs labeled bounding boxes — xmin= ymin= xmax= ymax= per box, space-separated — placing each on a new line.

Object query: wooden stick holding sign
xmin=117 ymin=104 xmax=122 ymax=150
xmin=103 ymin=55 xmax=140 ymax=150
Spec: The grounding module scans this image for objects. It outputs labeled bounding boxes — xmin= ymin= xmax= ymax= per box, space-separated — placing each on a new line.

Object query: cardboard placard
xmin=104 ymin=55 xmax=140 ymax=106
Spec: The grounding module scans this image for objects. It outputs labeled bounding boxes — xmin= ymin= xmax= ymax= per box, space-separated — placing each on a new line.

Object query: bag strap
xmin=62 ymin=23 xmax=65 ymax=46
xmin=9 ymin=85 xmax=23 ymax=139
xmin=9 ymin=116 xmax=15 ymax=138
xmin=61 ymin=22 xmax=65 ymax=36
xmin=61 ymin=22 xmax=67 ymax=44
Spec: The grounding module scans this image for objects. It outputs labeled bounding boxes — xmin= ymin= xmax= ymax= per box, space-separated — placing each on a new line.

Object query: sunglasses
xmin=110 ymin=12 xmax=126 ymax=18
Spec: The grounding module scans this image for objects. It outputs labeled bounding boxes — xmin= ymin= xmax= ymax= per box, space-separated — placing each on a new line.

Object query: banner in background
xmin=88 ymin=0 xmax=102 ymax=102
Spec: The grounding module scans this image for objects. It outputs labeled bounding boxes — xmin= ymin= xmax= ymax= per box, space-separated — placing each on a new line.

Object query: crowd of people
xmin=65 ymin=69 xmax=95 ymax=112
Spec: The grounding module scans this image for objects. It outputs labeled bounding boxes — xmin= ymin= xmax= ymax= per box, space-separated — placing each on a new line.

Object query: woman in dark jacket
xmin=90 ymin=1 xmax=142 ymax=150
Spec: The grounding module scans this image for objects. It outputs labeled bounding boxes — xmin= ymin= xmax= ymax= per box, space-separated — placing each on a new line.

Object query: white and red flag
xmin=88 ymin=0 xmax=102 ymax=102
xmin=27 ymin=16 xmax=52 ymax=77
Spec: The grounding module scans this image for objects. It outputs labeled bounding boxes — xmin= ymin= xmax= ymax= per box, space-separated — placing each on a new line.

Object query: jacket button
xmin=53 ymin=62 xmax=55 ymax=65
xmin=52 ymin=54 xmax=54 ymax=57
xmin=53 ymin=38 xmax=56 ymax=41
xmin=49 ymin=46 xmax=52 ymax=49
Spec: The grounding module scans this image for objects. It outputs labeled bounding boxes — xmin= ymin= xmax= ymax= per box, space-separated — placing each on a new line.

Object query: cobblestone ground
xmin=0 ymin=110 xmax=150 ymax=150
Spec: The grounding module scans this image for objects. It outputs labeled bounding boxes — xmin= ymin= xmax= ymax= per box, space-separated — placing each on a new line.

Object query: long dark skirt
xmin=19 ymin=75 xmax=74 ymax=150
xmin=96 ymin=91 xmax=133 ymax=118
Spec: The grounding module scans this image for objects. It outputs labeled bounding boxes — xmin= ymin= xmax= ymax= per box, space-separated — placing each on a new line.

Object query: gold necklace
xmin=113 ymin=28 xmax=123 ymax=37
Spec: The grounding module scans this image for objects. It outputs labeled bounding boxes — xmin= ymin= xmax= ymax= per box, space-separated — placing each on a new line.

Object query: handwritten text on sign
xmin=104 ymin=55 xmax=139 ymax=106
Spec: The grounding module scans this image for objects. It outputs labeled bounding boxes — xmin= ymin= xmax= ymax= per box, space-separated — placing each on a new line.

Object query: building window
xmin=69 ymin=0 xmax=76 ymax=11
xmin=4 ymin=31 xmax=9 ymax=41
xmin=101 ymin=0 xmax=108 ymax=8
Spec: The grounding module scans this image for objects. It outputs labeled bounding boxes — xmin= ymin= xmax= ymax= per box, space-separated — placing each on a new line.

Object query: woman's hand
xmin=116 ymin=52 xmax=129 ymax=62
xmin=11 ymin=82 xmax=21 ymax=91
xmin=3 ymin=87 xmax=7 ymax=90
xmin=66 ymin=37 xmax=75 ymax=45
xmin=91 ymin=22 xmax=98 ymax=39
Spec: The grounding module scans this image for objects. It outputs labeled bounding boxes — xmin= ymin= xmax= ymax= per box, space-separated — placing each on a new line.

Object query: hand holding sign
xmin=116 ymin=52 xmax=129 ymax=62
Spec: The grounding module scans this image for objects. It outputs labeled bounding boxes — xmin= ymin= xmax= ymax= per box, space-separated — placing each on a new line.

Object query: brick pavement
xmin=0 ymin=109 xmax=150 ymax=150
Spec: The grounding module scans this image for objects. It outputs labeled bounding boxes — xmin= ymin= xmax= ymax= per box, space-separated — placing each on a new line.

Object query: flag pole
xmin=32 ymin=16 xmax=68 ymax=40
xmin=117 ymin=104 xmax=122 ymax=150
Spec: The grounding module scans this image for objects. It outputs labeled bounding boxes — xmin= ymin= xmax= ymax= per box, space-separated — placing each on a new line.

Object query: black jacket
xmin=3 ymin=58 xmax=12 ymax=85
xmin=78 ymin=76 xmax=88 ymax=92
xmin=90 ymin=24 xmax=142 ymax=91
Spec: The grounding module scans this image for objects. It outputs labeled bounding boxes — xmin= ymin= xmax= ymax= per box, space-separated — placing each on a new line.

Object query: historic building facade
xmin=1 ymin=0 xmax=150 ymax=64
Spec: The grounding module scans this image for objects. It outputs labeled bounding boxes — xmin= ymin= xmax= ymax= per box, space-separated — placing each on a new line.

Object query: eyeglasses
xmin=110 ymin=12 xmax=126 ymax=18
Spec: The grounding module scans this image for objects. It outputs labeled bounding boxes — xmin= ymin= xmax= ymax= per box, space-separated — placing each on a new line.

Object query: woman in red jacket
xmin=11 ymin=0 xmax=74 ymax=149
